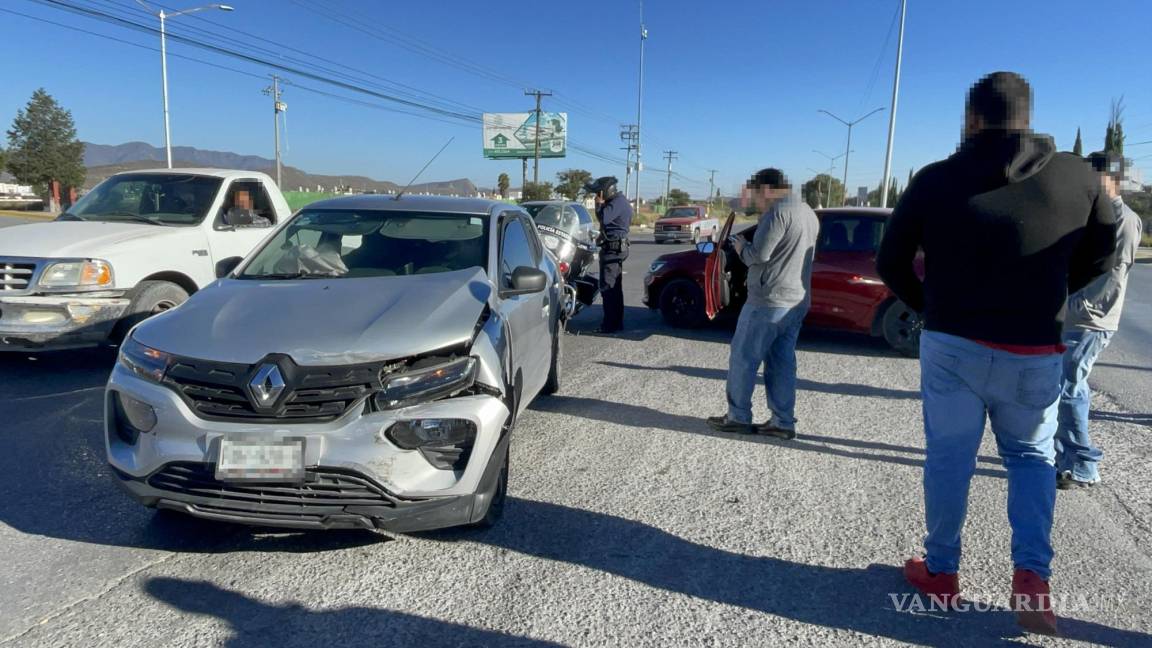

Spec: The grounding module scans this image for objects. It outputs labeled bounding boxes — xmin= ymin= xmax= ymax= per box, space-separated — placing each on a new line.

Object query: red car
xmin=642 ymin=207 xmax=922 ymax=356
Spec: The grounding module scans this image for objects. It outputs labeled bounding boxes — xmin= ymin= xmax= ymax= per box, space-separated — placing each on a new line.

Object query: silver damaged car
xmin=105 ymin=195 xmax=563 ymax=532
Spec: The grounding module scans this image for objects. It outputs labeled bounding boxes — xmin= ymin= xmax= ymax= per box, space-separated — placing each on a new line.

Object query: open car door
xmin=703 ymin=210 xmax=736 ymax=320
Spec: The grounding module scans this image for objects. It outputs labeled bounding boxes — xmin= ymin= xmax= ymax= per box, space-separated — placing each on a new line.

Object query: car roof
xmin=120 ymin=168 xmax=276 ymax=181
xmin=304 ymin=193 xmax=514 ymax=214
xmin=815 ymin=207 xmax=893 ymax=218
xmin=520 ymin=200 xmax=581 ymax=206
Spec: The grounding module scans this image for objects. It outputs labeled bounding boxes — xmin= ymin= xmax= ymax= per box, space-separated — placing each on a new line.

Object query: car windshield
xmin=523 ymin=204 xmax=579 ymax=235
xmin=238 ymin=209 xmax=489 ymax=279
xmin=64 ymin=173 xmax=223 ymax=226
xmin=664 ymin=207 xmax=698 ymax=218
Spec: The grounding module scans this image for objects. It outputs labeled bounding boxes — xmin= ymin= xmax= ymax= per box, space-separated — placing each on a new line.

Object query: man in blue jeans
xmin=877 ymin=72 xmax=1117 ymax=635
xmin=707 ymin=169 xmax=818 ymax=438
xmin=1057 ymin=152 xmax=1144 ymax=489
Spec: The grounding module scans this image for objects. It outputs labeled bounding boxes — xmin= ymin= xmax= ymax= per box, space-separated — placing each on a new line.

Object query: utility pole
xmin=880 ymin=0 xmax=907 ymax=208
xmin=818 ymin=107 xmax=885 ymax=206
xmin=707 ymin=169 xmax=718 ymax=210
xmin=521 ymin=158 xmax=527 ymax=195
xmin=524 ymin=89 xmax=552 ymax=185
xmin=263 ymin=75 xmax=285 ymax=187
xmin=662 ymin=150 xmax=678 ymax=208
xmin=634 ymin=1 xmax=648 ymax=215
xmin=620 ymin=124 xmax=639 ymax=201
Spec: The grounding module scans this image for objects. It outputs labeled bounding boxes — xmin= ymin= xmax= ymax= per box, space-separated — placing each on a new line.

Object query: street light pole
xmin=818 ymin=107 xmax=885 ymax=206
xmin=880 ymin=0 xmax=908 ymax=208
xmin=137 ymin=1 xmax=234 ymax=169
xmin=634 ymin=0 xmax=647 ymax=215
xmin=813 ymin=149 xmax=846 ymax=207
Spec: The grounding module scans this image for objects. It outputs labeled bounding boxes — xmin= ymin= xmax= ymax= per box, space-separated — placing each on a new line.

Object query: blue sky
xmin=2 ymin=0 xmax=1150 ymax=198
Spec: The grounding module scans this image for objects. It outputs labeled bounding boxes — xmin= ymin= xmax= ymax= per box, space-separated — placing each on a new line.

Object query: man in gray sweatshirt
xmin=708 ymin=169 xmax=819 ymax=437
xmin=1056 ymin=151 xmax=1145 ymax=488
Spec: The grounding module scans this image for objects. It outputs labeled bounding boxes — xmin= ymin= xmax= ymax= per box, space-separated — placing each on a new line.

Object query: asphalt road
xmin=0 ymin=231 xmax=1150 ymax=647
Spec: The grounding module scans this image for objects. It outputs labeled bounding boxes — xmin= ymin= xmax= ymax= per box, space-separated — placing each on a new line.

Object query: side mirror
xmin=215 ymin=256 xmax=244 ymax=278
xmin=696 ymin=241 xmax=716 ymax=255
xmin=501 ymin=266 xmax=548 ymax=297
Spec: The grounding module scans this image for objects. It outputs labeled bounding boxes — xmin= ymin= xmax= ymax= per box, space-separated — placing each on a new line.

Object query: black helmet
xmin=583 ymin=176 xmax=619 ymax=199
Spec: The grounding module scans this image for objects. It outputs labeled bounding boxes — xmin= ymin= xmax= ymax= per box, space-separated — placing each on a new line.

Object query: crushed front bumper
xmin=105 ymin=365 xmax=511 ymax=532
xmin=0 ymin=295 xmax=129 ymax=351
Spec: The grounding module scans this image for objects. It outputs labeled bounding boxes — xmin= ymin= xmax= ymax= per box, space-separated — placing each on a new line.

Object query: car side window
xmin=500 ymin=218 xmax=535 ymax=289
xmin=818 ymin=216 xmax=885 ymax=252
xmin=521 ymin=216 xmax=543 ymax=264
xmin=218 ymin=180 xmax=276 ymax=229
xmin=573 ymin=204 xmax=593 ymax=225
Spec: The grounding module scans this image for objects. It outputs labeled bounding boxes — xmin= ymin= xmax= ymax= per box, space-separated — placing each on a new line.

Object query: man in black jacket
xmin=585 ymin=176 xmax=632 ymax=333
xmin=877 ymin=72 xmax=1116 ymax=635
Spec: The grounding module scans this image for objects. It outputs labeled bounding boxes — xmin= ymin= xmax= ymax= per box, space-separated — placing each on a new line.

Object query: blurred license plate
xmin=215 ymin=439 xmax=304 ymax=481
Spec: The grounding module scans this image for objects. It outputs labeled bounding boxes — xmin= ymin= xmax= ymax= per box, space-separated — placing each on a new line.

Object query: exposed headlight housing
xmin=118 ymin=335 xmax=172 ymax=382
xmin=374 ymin=357 xmax=477 ymax=410
xmin=38 ymin=259 xmax=114 ymax=290
xmin=384 ymin=418 xmax=478 ymax=470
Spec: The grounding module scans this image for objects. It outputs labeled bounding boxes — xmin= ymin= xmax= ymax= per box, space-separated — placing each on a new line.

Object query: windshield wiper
xmin=56 ymin=212 xmax=86 ymax=221
xmin=90 ymin=212 xmax=165 ymax=225
xmin=242 ymin=272 xmax=332 ymax=280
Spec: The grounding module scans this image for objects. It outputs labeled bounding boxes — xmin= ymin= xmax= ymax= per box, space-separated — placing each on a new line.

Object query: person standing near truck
xmin=585 ymin=176 xmax=632 ymax=333
xmin=707 ymin=168 xmax=818 ymax=438
xmin=1056 ymin=151 xmax=1145 ymax=489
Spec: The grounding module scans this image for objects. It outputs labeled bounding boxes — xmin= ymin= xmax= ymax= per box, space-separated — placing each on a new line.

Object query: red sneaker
xmin=903 ymin=557 xmax=961 ymax=610
xmin=1011 ymin=570 xmax=1059 ymax=636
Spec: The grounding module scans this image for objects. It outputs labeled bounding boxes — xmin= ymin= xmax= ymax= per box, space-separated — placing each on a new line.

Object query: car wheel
xmin=111 ymin=280 xmax=189 ymax=343
xmin=542 ymin=320 xmax=562 ymax=395
xmin=470 ymin=446 xmax=508 ymax=529
xmin=881 ymin=300 xmax=922 ymax=358
xmin=655 ymin=239 xmax=664 ymax=245
xmin=659 ymin=279 xmax=707 ymax=328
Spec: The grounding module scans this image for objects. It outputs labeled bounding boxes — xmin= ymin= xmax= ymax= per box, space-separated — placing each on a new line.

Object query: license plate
xmin=215 ymin=439 xmax=304 ymax=481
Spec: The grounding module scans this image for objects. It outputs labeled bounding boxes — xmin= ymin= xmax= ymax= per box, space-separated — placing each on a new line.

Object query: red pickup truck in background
xmin=653 ymin=205 xmax=720 ymax=244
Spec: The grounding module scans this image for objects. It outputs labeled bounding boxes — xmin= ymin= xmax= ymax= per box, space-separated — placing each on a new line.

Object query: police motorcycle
xmin=523 ymin=202 xmax=599 ymax=319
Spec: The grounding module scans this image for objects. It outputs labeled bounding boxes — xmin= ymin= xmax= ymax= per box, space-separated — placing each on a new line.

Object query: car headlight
xmin=39 ymin=260 xmax=114 ymax=289
xmin=648 ymin=261 xmax=666 ymax=273
xmin=385 ymin=418 xmax=476 ymax=449
xmin=374 ymin=357 xmax=478 ymax=409
xmin=118 ymin=335 xmax=172 ymax=382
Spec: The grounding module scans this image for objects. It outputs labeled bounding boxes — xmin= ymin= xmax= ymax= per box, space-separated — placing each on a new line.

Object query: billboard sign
xmin=483 ymin=112 xmax=567 ymax=159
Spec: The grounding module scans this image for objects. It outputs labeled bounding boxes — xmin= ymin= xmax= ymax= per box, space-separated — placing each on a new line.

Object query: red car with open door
xmin=643 ymin=207 xmax=922 ymax=356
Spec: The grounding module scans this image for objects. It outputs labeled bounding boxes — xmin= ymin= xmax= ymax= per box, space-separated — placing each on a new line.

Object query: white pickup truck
xmin=0 ymin=168 xmax=292 ymax=351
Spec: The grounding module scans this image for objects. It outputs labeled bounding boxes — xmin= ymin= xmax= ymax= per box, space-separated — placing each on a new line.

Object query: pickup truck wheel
xmin=659 ymin=279 xmax=707 ymax=328
xmin=111 ymin=280 xmax=189 ymax=342
xmin=881 ymin=300 xmax=922 ymax=358
xmin=542 ymin=321 xmax=562 ymax=395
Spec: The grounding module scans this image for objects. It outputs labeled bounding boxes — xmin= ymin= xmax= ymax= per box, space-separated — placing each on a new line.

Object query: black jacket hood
xmin=959 ymin=129 xmax=1057 ymax=183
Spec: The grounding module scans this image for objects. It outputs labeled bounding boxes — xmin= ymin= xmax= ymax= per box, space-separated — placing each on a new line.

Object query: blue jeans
xmin=1055 ymin=329 xmax=1113 ymax=482
xmin=725 ymin=303 xmax=807 ymax=427
xmin=919 ymin=331 xmax=1062 ymax=580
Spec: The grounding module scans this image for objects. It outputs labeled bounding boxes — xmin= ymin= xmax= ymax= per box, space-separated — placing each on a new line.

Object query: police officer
xmin=584 ymin=176 xmax=632 ymax=333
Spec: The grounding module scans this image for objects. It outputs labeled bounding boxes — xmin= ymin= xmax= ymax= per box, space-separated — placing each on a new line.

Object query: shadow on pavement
xmin=596 ymin=360 xmax=922 ymax=400
xmin=0 ymin=351 xmax=381 ymax=552
xmin=530 ymin=394 xmax=1007 ymax=479
xmin=144 ymin=577 xmax=559 ymax=647
xmin=430 ymin=498 xmax=1150 ymax=647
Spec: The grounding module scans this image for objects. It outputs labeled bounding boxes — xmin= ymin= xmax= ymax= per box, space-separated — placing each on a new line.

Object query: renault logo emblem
xmin=250 ymin=364 xmax=285 ymax=407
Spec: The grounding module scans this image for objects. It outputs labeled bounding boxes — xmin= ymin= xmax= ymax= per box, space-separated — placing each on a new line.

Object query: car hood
xmin=0 ymin=221 xmax=178 ymax=258
xmin=133 ymin=268 xmax=493 ymax=365
xmin=654 ymin=248 xmax=705 ymax=270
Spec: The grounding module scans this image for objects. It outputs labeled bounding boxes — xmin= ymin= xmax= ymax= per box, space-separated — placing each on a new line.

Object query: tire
xmin=655 ymin=239 xmax=664 ymax=245
xmin=470 ymin=446 xmax=508 ymax=529
xmin=542 ymin=320 xmax=562 ymax=395
xmin=659 ymin=279 xmax=707 ymax=328
xmin=111 ymin=280 xmax=189 ymax=342
xmin=881 ymin=300 xmax=922 ymax=358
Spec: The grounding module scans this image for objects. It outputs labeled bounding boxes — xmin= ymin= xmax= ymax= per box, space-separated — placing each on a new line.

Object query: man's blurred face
xmin=235 ymin=190 xmax=253 ymax=210
xmin=1100 ymin=173 xmax=1120 ymax=200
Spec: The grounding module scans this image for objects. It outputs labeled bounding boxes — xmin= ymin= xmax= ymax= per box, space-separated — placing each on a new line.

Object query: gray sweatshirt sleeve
xmin=738 ymin=208 xmax=786 ymax=267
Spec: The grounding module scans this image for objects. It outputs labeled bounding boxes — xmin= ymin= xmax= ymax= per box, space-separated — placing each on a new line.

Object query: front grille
xmin=0 ymin=259 xmax=38 ymax=294
xmin=148 ymin=462 xmax=397 ymax=511
xmin=660 ymin=225 xmax=682 ymax=232
xmin=164 ymin=355 xmax=383 ymax=423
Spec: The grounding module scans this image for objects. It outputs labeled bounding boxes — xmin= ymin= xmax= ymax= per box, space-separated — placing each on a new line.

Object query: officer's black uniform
xmin=589 ymin=179 xmax=633 ymax=333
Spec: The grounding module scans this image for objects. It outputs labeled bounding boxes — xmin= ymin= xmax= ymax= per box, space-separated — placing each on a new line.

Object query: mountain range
xmin=81 ymin=141 xmax=480 ymax=195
